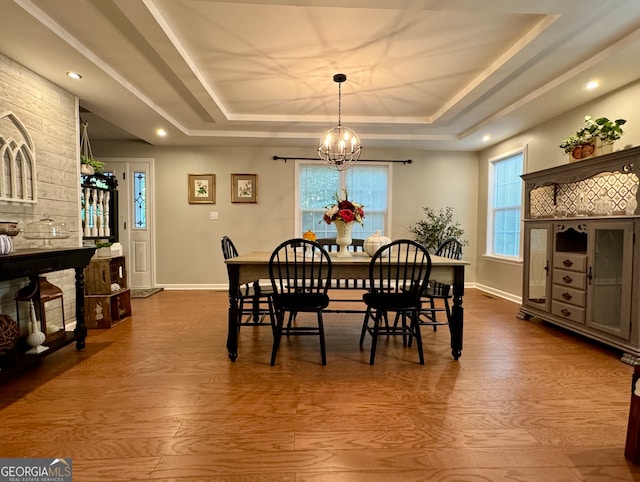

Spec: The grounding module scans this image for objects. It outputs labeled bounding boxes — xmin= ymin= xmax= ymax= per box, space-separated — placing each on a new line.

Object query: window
xmin=487 ymin=147 xmax=525 ymax=258
xmin=133 ymin=171 xmax=147 ymax=229
xmin=296 ymin=162 xmax=391 ymax=239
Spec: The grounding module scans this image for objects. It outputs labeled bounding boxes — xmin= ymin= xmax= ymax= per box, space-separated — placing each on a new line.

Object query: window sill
xmin=481 ymin=254 xmax=522 ymax=266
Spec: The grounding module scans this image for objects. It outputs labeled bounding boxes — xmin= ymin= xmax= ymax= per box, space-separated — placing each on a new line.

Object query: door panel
xmin=102 ymin=158 xmax=155 ymax=289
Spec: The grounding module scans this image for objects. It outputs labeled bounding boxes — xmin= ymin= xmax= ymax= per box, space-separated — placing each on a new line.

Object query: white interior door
xmin=102 ymin=158 xmax=155 ymax=289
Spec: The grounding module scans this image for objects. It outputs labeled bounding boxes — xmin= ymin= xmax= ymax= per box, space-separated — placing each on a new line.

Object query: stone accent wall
xmin=0 ymin=52 xmax=80 ymax=334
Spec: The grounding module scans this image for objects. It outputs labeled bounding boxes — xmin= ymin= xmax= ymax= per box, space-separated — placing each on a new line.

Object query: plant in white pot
xmin=80 ymin=120 xmax=105 ymax=174
xmin=559 ymin=115 xmax=626 ymax=161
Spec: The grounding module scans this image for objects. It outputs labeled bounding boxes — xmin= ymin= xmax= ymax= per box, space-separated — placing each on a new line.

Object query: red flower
xmin=338 ymin=209 xmax=356 ymax=223
xmin=321 ymin=190 xmax=365 ymax=225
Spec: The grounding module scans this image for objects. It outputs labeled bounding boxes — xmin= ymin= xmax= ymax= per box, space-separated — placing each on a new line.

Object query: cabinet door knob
xmin=561 ymin=308 xmax=571 ymax=317
xmin=562 ymin=292 xmax=572 ymax=300
xmin=563 ymin=259 xmax=574 ymax=267
xmin=563 ymin=275 xmax=573 ymax=284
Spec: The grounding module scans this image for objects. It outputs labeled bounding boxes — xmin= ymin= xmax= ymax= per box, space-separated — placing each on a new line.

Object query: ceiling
xmin=3 ymin=0 xmax=640 ymax=152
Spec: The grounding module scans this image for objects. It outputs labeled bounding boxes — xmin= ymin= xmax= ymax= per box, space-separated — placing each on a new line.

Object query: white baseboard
xmin=155 ymin=284 xmax=227 ymax=291
xmin=470 ymin=282 xmax=522 ymax=304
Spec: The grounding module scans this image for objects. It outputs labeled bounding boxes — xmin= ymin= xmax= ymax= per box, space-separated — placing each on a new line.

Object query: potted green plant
xmin=80 ymin=154 xmax=105 ymax=174
xmin=409 ymin=206 xmax=467 ymax=253
xmin=559 ymin=115 xmax=626 ymax=161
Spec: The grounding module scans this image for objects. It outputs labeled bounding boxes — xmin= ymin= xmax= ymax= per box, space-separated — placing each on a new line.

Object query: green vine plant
xmin=81 ymin=154 xmax=105 ymax=174
xmin=408 ymin=206 xmax=467 ymax=253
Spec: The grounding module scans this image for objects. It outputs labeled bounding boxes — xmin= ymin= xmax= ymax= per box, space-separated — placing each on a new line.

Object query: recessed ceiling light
xmin=482 ymin=135 xmax=491 ymax=142
xmin=585 ymin=80 xmax=600 ymax=90
xmin=156 ymin=128 xmax=167 ymax=137
xmin=66 ymin=71 xmax=82 ymax=79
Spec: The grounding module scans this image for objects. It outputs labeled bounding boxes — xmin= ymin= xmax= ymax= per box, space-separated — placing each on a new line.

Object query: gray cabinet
xmin=519 ymin=146 xmax=640 ymax=364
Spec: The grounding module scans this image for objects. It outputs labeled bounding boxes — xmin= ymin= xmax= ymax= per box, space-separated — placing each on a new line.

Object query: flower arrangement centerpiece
xmin=322 ymin=190 xmax=364 ymax=257
xmin=559 ymin=115 xmax=627 ymax=160
xmin=322 ymin=190 xmax=365 ymax=226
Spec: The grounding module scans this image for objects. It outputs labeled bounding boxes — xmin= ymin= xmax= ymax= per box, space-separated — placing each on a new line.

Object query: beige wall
xmin=476 ymin=79 xmax=640 ymax=301
xmin=92 ymin=141 xmax=479 ymax=288
xmin=0 ymin=53 xmax=81 ymax=330
xmin=4 ymin=49 xmax=638 ymax=304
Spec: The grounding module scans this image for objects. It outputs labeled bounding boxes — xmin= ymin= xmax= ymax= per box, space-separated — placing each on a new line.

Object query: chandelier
xmin=317 ymin=73 xmax=362 ymax=171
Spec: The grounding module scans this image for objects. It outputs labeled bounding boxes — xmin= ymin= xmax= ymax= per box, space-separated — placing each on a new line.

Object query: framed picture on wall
xmin=188 ymin=173 xmax=215 ymax=204
xmin=231 ymin=173 xmax=257 ymax=203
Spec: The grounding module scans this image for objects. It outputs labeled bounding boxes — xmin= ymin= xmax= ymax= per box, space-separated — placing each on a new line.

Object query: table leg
xmin=448 ymin=265 xmax=465 ymax=360
xmin=74 ymin=267 xmax=87 ymax=350
xmin=226 ymin=265 xmax=240 ymax=361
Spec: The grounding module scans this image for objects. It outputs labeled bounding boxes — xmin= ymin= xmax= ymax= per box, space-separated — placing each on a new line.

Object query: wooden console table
xmin=0 ymin=247 xmax=96 ymax=380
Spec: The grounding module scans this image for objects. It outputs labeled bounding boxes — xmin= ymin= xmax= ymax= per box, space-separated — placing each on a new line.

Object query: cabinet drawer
xmin=553 ymin=253 xmax=587 ymax=272
xmin=552 ymin=285 xmax=586 ymax=307
xmin=553 ymin=268 xmax=587 ymax=290
xmin=552 ymin=300 xmax=585 ymax=324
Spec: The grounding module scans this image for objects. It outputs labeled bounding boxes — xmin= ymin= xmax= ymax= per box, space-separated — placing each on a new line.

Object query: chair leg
xmin=370 ymin=310 xmax=382 ymax=365
xmin=411 ymin=310 xmax=424 ymax=365
xmin=252 ymin=293 xmax=260 ymax=323
xmin=430 ymin=297 xmax=438 ymax=331
xmin=317 ymin=312 xmax=326 ymax=366
xmin=270 ymin=310 xmax=285 ymax=366
xmin=360 ymin=309 xmax=371 ymax=347
xmin=267 ymin=296 xmax=276 ymax=336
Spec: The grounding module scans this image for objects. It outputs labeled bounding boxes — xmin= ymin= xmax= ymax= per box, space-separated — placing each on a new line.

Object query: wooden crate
xmin=85 ymin=289 xmax=131 ymax=329
xmin=85 ymin=256 xmax=127 ymax=295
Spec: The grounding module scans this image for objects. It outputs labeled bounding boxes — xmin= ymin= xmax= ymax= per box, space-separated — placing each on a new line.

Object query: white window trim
xmin=485 ymin=145 xmax=527 ymax=261
xmin=294 ymin=160 xmax=393 ymax=238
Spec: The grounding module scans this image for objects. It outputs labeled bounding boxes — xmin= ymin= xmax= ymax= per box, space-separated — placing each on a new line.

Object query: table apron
xmin=236 ymin=264 xmax=455 ymax=287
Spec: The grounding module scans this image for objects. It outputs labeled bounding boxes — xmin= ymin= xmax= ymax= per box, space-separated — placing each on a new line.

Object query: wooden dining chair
xmin=221 ymin=236 xmax=275 ymax=330
xmin=268 ymin=238 xmax=332 ymax=365
xmin=360 ymin=239 xmax=432 ymax=365
xmin=420 ymin=237 xmax=463 ymax=330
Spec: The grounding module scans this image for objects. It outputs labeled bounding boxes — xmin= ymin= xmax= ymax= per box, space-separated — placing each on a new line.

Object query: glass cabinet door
xmin=524 ymin=223 xmax=551 ymax=311
xmin=586 ymin=221 xmax=633 ymax=339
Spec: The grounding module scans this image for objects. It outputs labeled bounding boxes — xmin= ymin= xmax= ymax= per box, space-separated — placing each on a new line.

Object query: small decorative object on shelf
xmin=23 ymin=216 xmax=69 ymax=249
xmin=627 ymin=186 xmax=638 ymax=216
xmin=0 ymin=221 xmax=20 ymax=237
xmin=25 ymin=300 xmax=48 ymax=354
xmin=302 ymin=230 xmax=316 ymax=242
xmin=0 ymin=314 xmax=19 ymax=356
xmin=322 ymin=190 xmax=365 ymax=257
xmin=0 ymin=234 xmax=13 ymax=255
xmin=560 ymin=115 xmax=627 ymax=162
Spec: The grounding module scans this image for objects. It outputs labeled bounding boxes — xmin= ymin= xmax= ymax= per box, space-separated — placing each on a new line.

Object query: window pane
xmin=489 ymin=151 xmax=524 ymax=257
xmin=133 ymin=171 xmax=147 ymax=229
xmin=298 ymin=163 xmax=389 ymax=239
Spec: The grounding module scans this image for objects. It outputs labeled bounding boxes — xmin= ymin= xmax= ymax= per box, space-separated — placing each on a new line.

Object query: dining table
xmin=224 ymin=250 xmax=468 ymax=362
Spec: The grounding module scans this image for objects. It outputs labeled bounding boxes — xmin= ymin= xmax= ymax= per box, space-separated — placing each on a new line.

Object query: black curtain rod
xmin=272 ymin=155 xmax=412 ymax=165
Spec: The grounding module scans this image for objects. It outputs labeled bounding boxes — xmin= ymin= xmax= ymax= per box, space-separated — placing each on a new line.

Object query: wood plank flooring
xmin=0 ymin=289 xmax=639 ymax=481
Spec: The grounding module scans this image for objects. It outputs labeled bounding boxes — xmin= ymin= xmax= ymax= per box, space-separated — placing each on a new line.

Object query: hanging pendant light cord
xmin=337 ymin=82 xmax=342 ymax=127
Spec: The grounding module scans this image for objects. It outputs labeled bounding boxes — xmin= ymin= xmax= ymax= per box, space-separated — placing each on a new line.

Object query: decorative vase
xmin=25 ymin=301 xmax=48 ymax=354
xmin=334 ymin=219 xmax=354 ymax=257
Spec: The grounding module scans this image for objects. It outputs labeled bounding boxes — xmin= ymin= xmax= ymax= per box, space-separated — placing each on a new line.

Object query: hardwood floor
xmin=0 ymin=289 xmax=639 ymax=481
